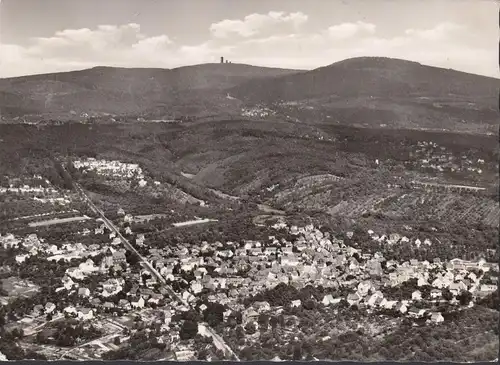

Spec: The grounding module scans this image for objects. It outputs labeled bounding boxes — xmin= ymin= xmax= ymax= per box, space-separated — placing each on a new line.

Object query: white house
xmin=63 ymin=306 xmax=77 ymax=316
xmin=430 ymin=312 xmax=444 ymax=323
xmin=131 ymin=297 xmax=145 ymax=309
xmin=45 ymin=302 xmax=56 ymax=314
xmin=430 ymin=289 xmax=442 ymax=299
xmin=291 ymin=299 xmax=302 ymax=308
xmin=77 ymin=308 xmax=94 ymax=321
xmin=395 ymin=302 xmax=408 ymax=314
xmin=412 ymin=290 xmax=422 ymax=301
xmin=78 ymin=287 xmax=91 ymax=297
xmin=191 ymin=282 xmax=203 ymax=294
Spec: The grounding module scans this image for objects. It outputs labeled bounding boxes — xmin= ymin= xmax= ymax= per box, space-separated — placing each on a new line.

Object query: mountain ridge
xmin=0 ymin=57 xmax=498 ymax=134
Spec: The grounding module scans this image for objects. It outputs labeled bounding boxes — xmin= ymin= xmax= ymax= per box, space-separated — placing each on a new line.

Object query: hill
xmin=231 ymin=57 xmax=499 ymax=102
xmin=0 ymin=63 xmax=300 ymax=119
xmin=229 ymin=57 xmax=499 ymax=133
xmin=0 ymin=57 xmax=498 ymax=134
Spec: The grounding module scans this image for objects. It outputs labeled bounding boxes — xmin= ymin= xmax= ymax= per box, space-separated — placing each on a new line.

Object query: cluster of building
xmin=126 ymin=218 xmax=497 ymax=331
xmin=408 ymin=141 xmax=484 ymax=174
xmin=73 ymin=158 xmax=156 ymax=187
xmin=1 ymin=195 xmax=498 ymax=360
xmin=241 ymin=106 xmax=276 ymax=118
xmin=366 ymin=229 xmax=433 ymax=248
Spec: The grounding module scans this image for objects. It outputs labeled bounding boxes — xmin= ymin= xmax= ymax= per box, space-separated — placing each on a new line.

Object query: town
xmin=0 ymin=162 xmax=497 ymax=361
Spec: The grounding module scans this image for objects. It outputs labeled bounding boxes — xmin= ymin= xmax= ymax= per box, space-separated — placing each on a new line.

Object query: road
xmin=74 ymin=184 xmax=240 ymax=360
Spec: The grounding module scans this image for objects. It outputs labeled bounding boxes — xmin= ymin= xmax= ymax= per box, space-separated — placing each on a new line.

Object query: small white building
xmin=412 ymin=290 xmax=422 ymax=301
xmin=430 ymin=312 xmax=444 ymax=323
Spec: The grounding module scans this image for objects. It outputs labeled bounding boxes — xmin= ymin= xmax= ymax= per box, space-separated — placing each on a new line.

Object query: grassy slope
xmin=0 ymin=63 xmax=300 ymax=118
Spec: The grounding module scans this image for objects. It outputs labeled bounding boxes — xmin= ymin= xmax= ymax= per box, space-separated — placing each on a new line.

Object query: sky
xmin=0 ymin=0 xmax=498 ymax=78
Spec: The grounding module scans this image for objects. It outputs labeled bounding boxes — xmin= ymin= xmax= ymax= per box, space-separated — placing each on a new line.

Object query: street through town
xmin=74 ymin=183 xmax=240 ymax=360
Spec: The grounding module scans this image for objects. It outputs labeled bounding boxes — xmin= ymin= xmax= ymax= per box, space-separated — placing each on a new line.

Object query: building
xmin=430 ymin=289 xmax=442 ymax=299
xmin=429 ymin=312 xmax=444 ymax=323
xmin=77 ymin=308 xmax=94 ymax=321
xmin=412 ymin=290 xmax=422 ymax=301
xmin=78 ymin=287 xmax=91 ymax=297
xmin=112 ymin=251 xmax=127 ymax=263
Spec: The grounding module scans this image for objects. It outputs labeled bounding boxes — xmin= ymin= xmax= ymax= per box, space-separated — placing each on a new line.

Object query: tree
xmin=442 ymin=288 xmax=453 ymax=301
xmin=258 ymin=313 xmax=269 ymax=332
xmin=245 ymin=321 xmax=257 ymax=335
xmin=457 ymin=290 xmax=472 ymax=306
xmin=204 ymin=303 xmax=224 ymax=327
xmin=235 ymin=325 xmax=245 ymax=339
xmin=293 ymin=344 xmax=302 ymax=360
xmin=179 ymin=320 xmax=198 ymax=340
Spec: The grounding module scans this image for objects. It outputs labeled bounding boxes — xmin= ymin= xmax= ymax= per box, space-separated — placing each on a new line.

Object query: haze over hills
xmin=0 ymin=57 xmax=497 ymax=134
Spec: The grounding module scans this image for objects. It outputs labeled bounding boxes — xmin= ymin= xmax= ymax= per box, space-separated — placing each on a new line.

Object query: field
xmin=376 ymin=190 xmax=499 ymax=228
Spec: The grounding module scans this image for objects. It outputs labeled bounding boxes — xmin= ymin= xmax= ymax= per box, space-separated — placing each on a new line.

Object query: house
xmin=78 ymin=287 xmax=91 ymax=297
xmin=417 ymin=277 xmax=429 ymax=287
xmin=291 ymin=299 xmax=302 ymax=308
xmin=281 ymin=256 xmax=300 ymax=267
xmin=394 ymin=302 xmax=408 ymax=314
xmin=182 ymin=291 xmax=196 ymax=303
xmin=432 ymin=277 xmax=447 ymax=289
xmin=253 ymin=301 xmax=271 ymax=312
xmin=430 ymin=289 xmax=442 ymax=299
xmin=118 ymin=299 xmax=131 ymax=310
xmin=102 ymin=302 xmax=114 ymax=310
xmin=242 ymin=308 xmax=259 ymax=323
xmin=136 ymin=234 xmax=145 ymax=246
xmin=357 ymin=281 xmax=372 ymax=297
xmin=175 ymin=350 xmax=196 ymax=361
xmin=381 ymin=299 xmax=397 ymax=310
xmin=191 ymin=282 xmax=203 ymax=294
xmin=112 ymin=251 xmax=127 ymax=263
xmin=468 ymin=272 xmax=478 ymax=282
xmin=367 ymin=292 xmax=384 ymax=307
xmin=131 ymin=297 xmax=145 ymax=309
xmin=45 ymin=302 xmax=56 ymax=314
xmin=148 ymin=296 xmax=160 ymax=306
xmin=408 ymin=307 xmax=426 ymax=318
xmin=347 ymin=292 xmax=361 ymax=305
xmin=32 ymin=304 xmax=45 ymax=317
xmin=90 ymin=298 xmax=102 ymax=307
xmin=448 ymin=282 xmax=462 ymax=296
xmin=479 ymin=284 xmax=497 ymax=293
xmin=63 ymin=306 xmax=78 ymax=316
xmin=429 ymin=312 xmax=444 ymax=323
xmin=388 ymin=233 xmax=401 ymax=243
xmin=77 ymin=308 xmax=94 ymax=321
xmin=322 ymin=294 xmax=340 ymax=306
xmin=250 ymin=248 xmax=263 ymax=256
xmin=264 ymin=247 xmax=278 ymax=256
xmin=411 ymin=290 xmax=422 ymax=301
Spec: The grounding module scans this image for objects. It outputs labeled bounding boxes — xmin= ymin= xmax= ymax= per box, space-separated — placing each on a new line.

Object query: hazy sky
xmin=0 ymin=0 xmax=498 ymax=77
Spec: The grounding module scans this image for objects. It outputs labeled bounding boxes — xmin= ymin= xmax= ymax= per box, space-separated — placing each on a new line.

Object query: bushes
xmin=180 ymin=320 xmax=199 ymax=340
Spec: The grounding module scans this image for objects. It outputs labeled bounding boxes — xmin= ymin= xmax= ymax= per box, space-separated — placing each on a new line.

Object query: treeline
xmin=36 ymin=319 xmax=103 ymax=347
xmin=44 ymin=160 xmax=75 ymax=190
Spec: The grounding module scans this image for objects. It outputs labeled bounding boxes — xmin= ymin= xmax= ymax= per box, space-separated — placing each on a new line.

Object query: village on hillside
xmin=0 ymin=161 xmax=498 ymax=361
